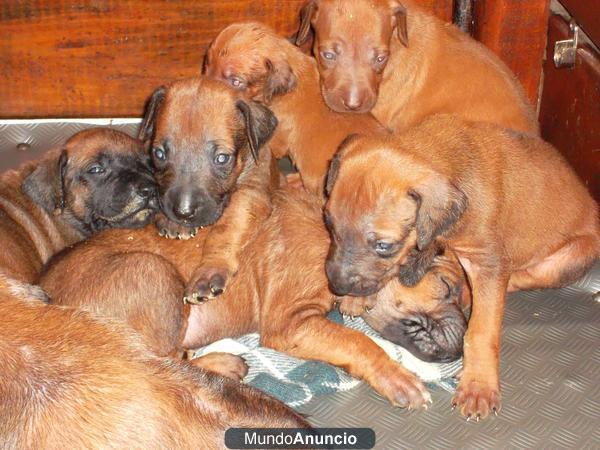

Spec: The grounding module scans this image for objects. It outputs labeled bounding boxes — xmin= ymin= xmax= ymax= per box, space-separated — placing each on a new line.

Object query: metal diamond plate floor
xmin=299 ymin=262 xmax=600 ymax=449
xmin=2 ymin=121 xmax=599 ymax=449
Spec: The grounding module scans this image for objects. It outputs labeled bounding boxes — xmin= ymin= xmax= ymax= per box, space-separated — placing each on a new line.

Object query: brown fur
xmin=134 ymin=76 xmax=280 ymax=303
xmin=296 ymin=0 xmax=538 ymax=133
xmin=0 ymin=279 xmax=309 ymax=448
xmin=40 ymin=187 xmax=468 ymax=408
xmin=204 ymin=21 xmax=387 ymax=196
xmin=0 ymin=128 xmax=157 ymax=295
xmin=324 ymin=114 xmax=600 ymax=419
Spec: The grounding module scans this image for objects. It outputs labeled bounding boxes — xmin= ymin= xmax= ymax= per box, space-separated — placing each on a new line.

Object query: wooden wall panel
xmin=539 ymin=15 xmax=600 ymax=201
xmin=473 ymin=0 xmax=550 ymax=106
xmin=0 ymin=0 xmax=452 ymax=118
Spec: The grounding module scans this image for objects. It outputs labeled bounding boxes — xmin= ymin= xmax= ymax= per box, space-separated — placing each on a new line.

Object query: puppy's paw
xmin=452 ymin=377 xmax=501 ymax=421
xmin=191 ymin=352 xmax=248 ymax=381
xmin=155 ymin=214 xmax=198 ymax=240
xmin=338 ymin=296 xmax=376 ymax=318
xmin=370 ymin=361 xmax=431 ymax=409
xmin=184 ymin=267 xmax=230 ymax=304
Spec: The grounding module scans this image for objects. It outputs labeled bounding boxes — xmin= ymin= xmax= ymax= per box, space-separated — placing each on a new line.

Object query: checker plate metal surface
xmin=299 ymin=262 xmax=600 ymax=449
xmin=2 ymin=121 xmax=599 ymax=449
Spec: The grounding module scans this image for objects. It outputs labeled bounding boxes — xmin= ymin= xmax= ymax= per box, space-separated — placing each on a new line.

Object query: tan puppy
xmin=41 ymin=187 xmax=468 ymax=408
xmin=324 ymin=115 xmax=599 ymax=419
xmin=0 ymin=128 xmax=157 ymax=295
xmin=135 ymin=77 xmax=280 ymax=303
xmin=204 ymin=21 xmax=386 ymax=196
xmin=0 ymin=279 xmax=309 ymax=448
xmin=295 ymin=0 xmax=538 ymax=134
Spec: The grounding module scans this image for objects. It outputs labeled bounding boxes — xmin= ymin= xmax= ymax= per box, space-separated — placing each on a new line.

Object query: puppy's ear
xmin=391 ymin=4 xmax=409 ymax=47
xmin=262 ymin=59 xmax=297 ymax=104
xmin=22 ymin=149 xmax=69 ymax=215
xmin=398 ymin=243 xmax=444 ymax=287
xmin=325 ymin=133 xmax=359 ymax=196
xmin=236 ymin=100 xmax=278 ymax=162
xmin=409 ymin=177 xmax=467 ymax=251
xmin=296 ymin=0 xmax=318 ymax=46
xmin=138 ymin=86 xmax=166 ymax=143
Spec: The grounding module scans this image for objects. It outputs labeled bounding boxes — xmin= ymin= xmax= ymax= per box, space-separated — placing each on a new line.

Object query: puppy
xmin=204 ymin=21 xmax=386 ymax=196
xmin=136 ymin=76 xmax=280 ymax=302
xmin=0 ymin=128 xmax=157 ymax=292
xmin=295 ymin=0 xmax=539 ymax=134
xmin=40 ymin=187 xmax=467 ymax=408
xmin=324 ymin=114 xmax=600 ymax=419
xmin=0 ymin=279 xmax=309 ymax=448
xmin=41 ymin=77 xmax=279 ymax=356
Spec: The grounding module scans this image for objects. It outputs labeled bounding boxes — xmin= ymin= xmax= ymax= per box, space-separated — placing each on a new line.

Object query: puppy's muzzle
xmin=325 ymin=259 xmax=381 ymax=296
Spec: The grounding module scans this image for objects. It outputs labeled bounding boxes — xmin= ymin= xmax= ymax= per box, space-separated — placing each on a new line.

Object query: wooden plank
xmin=539 ymin=14 xmax=600 ymax=201
xmin=0 ymin=0 xmax=452 ymax=118
xmin=560 ymin=0 xmax=600 ymax=48
xmin=473 ymin=0 xmax=550 ymax=106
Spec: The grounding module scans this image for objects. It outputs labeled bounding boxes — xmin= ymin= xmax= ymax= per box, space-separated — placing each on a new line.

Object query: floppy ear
xmin=325 ymin=133 xmax=359 ymax=196
xmin=392 ymin=4 xmax=409 ymax=47
xmin=295 ymin=0 xmax=318 ymax=46
xmin=22 ymin=149 xmax=69 ymax=215
xmin=262 ymin=59 xmax=298 ymax=104
xmin=409 ymin=176 xmax=467 ymax=251
xmin=236 ymin=100 xmax=278 ymax=162
xmin=138 ymin=86 xmax=166 ymax=143
xmin=398 ymin=242 xmax=444 ymax=287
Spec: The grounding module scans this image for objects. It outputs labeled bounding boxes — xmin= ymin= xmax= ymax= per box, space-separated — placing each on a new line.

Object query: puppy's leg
xmin=508 ymin=235 xmax=600 ymax=292
xmin=190 ymin=352 xmax=248 ymax=381
xmin=155 ymin=213 xmax=198 ymax=240
xmin=453 ymin=263 xmax=508 ymax=420
xmin=262 ymin=301 xmax=431 ymax=408
xmin=337 ymin=296 xmax=376 ymax=317
xmin=186 ymin=185 xmax=272 ymax=303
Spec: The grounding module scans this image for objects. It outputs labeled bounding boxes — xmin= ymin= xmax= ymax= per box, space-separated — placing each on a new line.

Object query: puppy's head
xmin=138 ymin=77 xmax=277 ymax=229
xmin=22 ymin=129 xmax=159 ymax=235
xmin=296 ymin=0 xmax=408 ymax=113
xmin=366 ymin=251 xmax=468 ymax=362
xmin=324 ymin=134 xmax=466 ymax=296
xmin=204 ymin=22 xmax=298 ymax=104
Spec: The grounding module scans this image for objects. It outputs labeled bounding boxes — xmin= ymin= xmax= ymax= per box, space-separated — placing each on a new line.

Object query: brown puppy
xmin=204 ymin=21 xmax=386 ymax=196
xmin=324 ymin=114 xmax=600 ymax=419
xmin=295 ymin=0 xmax=538 ymax=134
xmin=0 ymin=128 xmax=157 ymax=291
xmin=41 ymin=77 xmax=278 ymax=356
xmin=136 ymin=76 xmax=279 ymax=302
xmin=40 ymin=187 xmax=468 ymax=408
xmin=0 ymin=279 xmax=309 ymax=448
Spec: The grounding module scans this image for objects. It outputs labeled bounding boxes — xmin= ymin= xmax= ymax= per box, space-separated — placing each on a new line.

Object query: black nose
xmin=173 ymin=202 xmax=196 ymax=220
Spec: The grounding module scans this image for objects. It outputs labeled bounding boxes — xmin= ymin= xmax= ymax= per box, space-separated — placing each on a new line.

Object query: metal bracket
xmin=554 ymin=21 xmax=579 ymax=68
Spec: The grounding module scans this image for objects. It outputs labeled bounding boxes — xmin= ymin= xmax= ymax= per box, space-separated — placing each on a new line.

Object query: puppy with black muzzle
xmin=0 ymin=128 xmax=158 ymax=296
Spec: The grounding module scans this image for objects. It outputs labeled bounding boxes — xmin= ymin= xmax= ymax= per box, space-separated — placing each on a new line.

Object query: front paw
xmin=155 ymin=214 xmax=198 ymax=240
xmin=190 ymin=352 xmax=248 ymax=381
xmin=338 ymin=296 xmax=376 ymax=318
xmin=452 ymin=377 xmax=501 ymax=421
xmin=184 ymin=267 xmax=230 ymax=304
xmin=370 ymin=361 xmax=431 ymax=409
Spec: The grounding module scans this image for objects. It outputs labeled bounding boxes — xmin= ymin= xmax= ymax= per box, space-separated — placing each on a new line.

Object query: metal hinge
xmin=554 ymin=20 xmax=579 ymax=68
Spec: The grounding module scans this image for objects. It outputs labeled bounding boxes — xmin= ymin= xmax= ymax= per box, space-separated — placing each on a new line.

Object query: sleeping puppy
xmin=0 ymin=128 xmax=157 ymax=296
xmin=0 ymin=279 xmax=309 ymax=448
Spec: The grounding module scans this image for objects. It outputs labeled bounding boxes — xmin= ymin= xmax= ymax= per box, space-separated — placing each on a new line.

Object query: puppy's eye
xmin=375 ymin=54 xmax=388 ymax=64
xmin=214 ymin=153 xmax=232 ymax=165
xmin=374 ymin=240 xmax=394 ymax=256
xmin=321 ymin=51 xmax=337 ymax=61
xmin=440 ymin=276 xmax=453 ymax=300
xmin=228 ymin=76 xmax=247 ymax=90
xmin=87 ymin=164 xmax=105 ymax=175
xmin=153 ymin=147 xmax=167 ymax=162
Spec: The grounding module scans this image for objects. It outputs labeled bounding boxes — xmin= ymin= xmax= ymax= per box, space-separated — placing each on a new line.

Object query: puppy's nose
xmin=173 ymin=196 xmax=197 ymax=221
xmin=341 ymin=89 xmax=364 ymax=111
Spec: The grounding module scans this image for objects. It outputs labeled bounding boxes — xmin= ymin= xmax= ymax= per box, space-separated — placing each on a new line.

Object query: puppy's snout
xmin=341 ymin=88 xmax=364 ymax=111
xmin=326 ymin=260 xmax=379 ymax=296
xmin=172 ymin=194 xmax=198 ymax=221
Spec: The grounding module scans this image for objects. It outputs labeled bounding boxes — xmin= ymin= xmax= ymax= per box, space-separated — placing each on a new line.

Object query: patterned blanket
xmin=193 ymin=311 xmax=462 ymax=408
